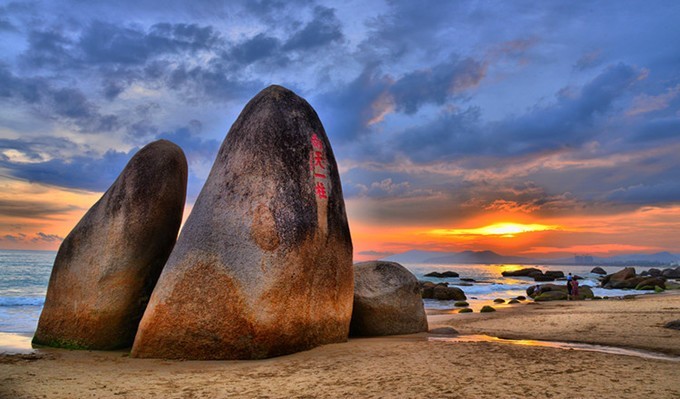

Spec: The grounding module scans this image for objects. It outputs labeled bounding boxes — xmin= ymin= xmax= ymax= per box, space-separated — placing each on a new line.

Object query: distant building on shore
xmin=575 ymin=255 xmax=594 ymax=264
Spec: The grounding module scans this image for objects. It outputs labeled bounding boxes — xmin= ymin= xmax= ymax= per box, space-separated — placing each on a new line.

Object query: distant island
xmin=382 ymin=249 xmax=680 ymax=267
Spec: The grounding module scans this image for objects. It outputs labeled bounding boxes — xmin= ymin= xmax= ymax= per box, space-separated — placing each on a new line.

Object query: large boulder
xmin=349 ymin=261 xmax=428 ymax=336
xmin=635 ymin=277 xmax=666 ymax=290
xmin=33 ymin=140 xmax=187 ymax=350
xmin=132 ymin=86 xmax=353 ymax=360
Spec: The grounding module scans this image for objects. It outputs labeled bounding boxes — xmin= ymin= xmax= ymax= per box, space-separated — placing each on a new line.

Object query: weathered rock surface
xmin=590 ymin=267 xmax=607 ymax=275
xmin=132 ymin=86 xmax=353 ymax=360
xmin=349 ymin=261 xmax=427 ymax=336
xmin=33 ymin=140 xmax=187 ymax=350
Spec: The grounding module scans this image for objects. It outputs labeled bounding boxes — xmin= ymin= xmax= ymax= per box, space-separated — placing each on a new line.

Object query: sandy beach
xmin=2 ymin=292 xmax=679 ymax=399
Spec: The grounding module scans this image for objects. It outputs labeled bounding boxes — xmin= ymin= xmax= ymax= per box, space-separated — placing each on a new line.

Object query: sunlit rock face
xmin=33 ymin=140 xmax=187 ymax=350
xmin=132 ymin=85 xmax=353 ymax=360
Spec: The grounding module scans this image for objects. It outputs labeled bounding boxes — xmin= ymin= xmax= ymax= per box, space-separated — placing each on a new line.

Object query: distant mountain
xmin=603 ymin=252 xmax=679 ymax=263
xmin=382 ymin=250 xmax=449 ymax=264
xmin=424 ymin=250 xmax=534 ymax=264
xmin=382 ymin=249 xmax=680 ymax=265
xmin=382 ymin=249 xmax=534 ymax=264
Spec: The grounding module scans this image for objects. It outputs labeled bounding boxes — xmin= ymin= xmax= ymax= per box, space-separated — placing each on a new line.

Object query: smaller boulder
xmin=424 ymin=272 xmax=444 ymax=278
xmin=648 ymin=268 xmax=661 ymax=276
xmin=441 ymin=271 xmax=460 ymax=278
xmin=493 ymin=298 xmax=505 ymax=304
xmin=351 ymin=261 xmax=428 ymax=337
xmin=544 ymin=271 xmax=565 ymax=278
xmin=635 ymin=277 xmax=666 ymax=290
xmin=591 ymin=267 xmax=607 ymax=275
xmin=454 ymin=301 xmax=469 ymax=307
xmin=460 ymin=278 xmax=475 ymax=282
xmin=429 ymin=327 xmax=459 ymax=335
xmin=480 ymin=306 xmax=496 ymax=313
xmin=515 ymin=296 xmax=526 ymax=301
xmin=508 ymin=299 xmax=520 ymax=304
xmin=661 ymin=267 xmax=680 ymax=279
xmin=459 ymin=308 xmax=473 ymax=313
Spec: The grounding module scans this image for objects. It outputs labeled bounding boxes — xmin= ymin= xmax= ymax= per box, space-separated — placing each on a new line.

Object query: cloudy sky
xmin=1 ymin=0 xmax=679 ymax=260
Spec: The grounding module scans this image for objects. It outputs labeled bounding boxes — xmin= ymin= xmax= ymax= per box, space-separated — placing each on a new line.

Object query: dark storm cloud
xmin=282 ymin=6 xmax=343 ymax=51
xmin=228 ymin=33 xmax=284 ymax=65
xmin=0 ymin=64 xmax=120 ymax=132
xmin=78 ymin=21 xmax=220 ymax=65
xmin=390 ymin=57 xmax=486 ymax=114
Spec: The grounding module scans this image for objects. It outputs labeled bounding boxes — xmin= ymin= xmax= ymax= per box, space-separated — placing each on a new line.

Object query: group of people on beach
xmin=566 ymin=273 xmax=579 ymax=300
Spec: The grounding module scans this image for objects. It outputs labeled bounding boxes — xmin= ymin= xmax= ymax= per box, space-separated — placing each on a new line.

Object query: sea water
xmin=0 ymin=250 xmax=663 ymax=334
xmin=0 ymin=250 xmax=55 ymax=334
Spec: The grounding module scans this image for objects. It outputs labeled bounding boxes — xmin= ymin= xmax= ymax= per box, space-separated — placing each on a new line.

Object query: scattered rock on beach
xmin=663 ymin=320 xmax=680 ymax=330
xmin=350 ymin=261 xmax=428 ymax=337
xmin=429 ymin=327 xmax=459 ymax=335
xmin=508 ymin=299 xmax=520 ymax=304
xmin=33 ymin=140 xmax=188 ymax=350
xmin=132 ymin=86 xmax=354 ymax=360
xmin=459 ymin=308 xmax=473 ymax=313
xmin=590 ymin=267 xmax=607 ymax=275
xmin=493 ymin=298 xmax=505 ymax=304
xmin=544 ymin=271 xmax=565 ymax=278
xmin=480 ymin=305 xmax=496 ymax=313
xmin=454 ymin=301 xmax=469 ymax=307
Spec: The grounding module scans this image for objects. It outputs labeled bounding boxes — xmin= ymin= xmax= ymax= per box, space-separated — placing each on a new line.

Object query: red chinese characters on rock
xmin=310 ymin=133 xmax=328 ymax=200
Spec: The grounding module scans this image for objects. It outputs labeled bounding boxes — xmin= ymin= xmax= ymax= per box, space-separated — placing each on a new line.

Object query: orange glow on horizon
xmin=429 ymin=222 xmax=561 ymax=238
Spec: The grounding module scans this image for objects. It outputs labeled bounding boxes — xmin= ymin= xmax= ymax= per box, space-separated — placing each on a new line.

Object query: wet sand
xmin=2 ymin=293 xmax=679 ymax=399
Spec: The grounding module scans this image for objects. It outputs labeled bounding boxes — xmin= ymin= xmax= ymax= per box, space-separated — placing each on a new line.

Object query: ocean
xmin=0 ymin=250 xmax=660 ymax=335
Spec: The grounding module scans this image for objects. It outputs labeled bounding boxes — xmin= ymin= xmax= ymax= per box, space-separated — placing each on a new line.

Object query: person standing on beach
xmin=571 ymin=277 xmax=579 ymax=300
xmin=566 ymin=273 xmax=573 ymax=300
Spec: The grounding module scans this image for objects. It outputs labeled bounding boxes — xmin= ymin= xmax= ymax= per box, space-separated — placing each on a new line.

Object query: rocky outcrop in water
xmin=350 ymin=261 xmax=428 ymax=336
xmin=131 ymin=86 xmax=353 ymax=360
xmin=33 ymin=140 xmax=187 ymax=350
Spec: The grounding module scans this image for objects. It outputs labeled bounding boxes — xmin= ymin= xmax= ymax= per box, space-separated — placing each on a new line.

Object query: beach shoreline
xmin=2 ymin=292 xmax=679 ymax=398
